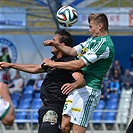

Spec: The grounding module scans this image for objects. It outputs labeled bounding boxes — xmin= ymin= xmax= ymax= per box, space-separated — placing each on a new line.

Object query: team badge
xmin=0 ymin=38 xmax=17 ymax=63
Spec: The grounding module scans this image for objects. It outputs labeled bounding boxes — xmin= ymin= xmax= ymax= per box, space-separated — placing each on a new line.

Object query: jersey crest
xmin=77 ymin=47 xmax=88 ymax=58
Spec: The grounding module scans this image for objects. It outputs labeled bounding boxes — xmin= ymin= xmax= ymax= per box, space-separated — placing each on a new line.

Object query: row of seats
xmin=10 ymin=85 xmax=42 ymax=123
xmin=116 ymin=87 xmax=132 ymax=124
xmin=10 ymin=84 xmax=132 ymax=128
xmin=92 ymin=87 xmax=132 ymax=130
xmin=93 ymin=93 xmax=119 ymax=124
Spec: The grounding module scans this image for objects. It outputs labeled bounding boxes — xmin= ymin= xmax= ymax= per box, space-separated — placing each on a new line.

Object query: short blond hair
xmin=88 ymin=13 xmax=109 ymax=31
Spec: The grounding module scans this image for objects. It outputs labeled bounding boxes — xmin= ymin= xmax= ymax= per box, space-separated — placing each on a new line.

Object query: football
xmin=56 ymin=6 xmax=78 ymax=27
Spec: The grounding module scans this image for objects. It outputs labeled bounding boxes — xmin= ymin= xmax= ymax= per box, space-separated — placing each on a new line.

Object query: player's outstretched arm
xmin=0 ymin=82 xmax=15 ymax=126
xmin=0 ymin=62 xmax=45 ymax=73
xmin=43 ymin=58 xmax=86 ymax=71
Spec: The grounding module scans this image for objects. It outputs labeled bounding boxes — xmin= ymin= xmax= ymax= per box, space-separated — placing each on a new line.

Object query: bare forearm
xmin=54 ymin=44 xmax=77 ymax=56
xmin=72 ymin=72 xmax=86 ymax=89
xmin=43 ymin=40 xmax=77 ymax=56
xmin=61 ymin=71 xmax=86 ymax=94
xmin=52 ymin=59 xmax=85 ymax=71
xmin=1 ymin=62 xmax=44 ymax=73
xmin=72 ymin=77 xmax=86 ymax=89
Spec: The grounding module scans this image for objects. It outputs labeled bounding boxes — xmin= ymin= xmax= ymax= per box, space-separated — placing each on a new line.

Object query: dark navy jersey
xmin=40 ymin=55 xmax=75 ymax=107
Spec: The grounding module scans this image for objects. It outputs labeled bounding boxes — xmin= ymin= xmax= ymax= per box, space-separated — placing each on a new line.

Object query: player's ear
xmin=98 ymin=23 xmax=103 ymax=30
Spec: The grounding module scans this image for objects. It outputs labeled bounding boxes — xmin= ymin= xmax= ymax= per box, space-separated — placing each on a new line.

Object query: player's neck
xmin=99 ymin=31 xmax=109 ymax=36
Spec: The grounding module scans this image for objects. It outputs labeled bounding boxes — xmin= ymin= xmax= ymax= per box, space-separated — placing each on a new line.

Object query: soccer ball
xmin=56 ymin=6 xmax=78 ymax=27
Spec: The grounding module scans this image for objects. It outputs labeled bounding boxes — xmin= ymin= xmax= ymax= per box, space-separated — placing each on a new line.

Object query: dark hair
xmin=55 ymin=30 xmax=74 ymax=47
xmin=88 ymin=13 xmax=108 ymax=31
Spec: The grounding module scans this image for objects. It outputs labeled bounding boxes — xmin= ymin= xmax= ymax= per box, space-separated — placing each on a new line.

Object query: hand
xmin=43 ymin=58 xmax=54 ymax=68
xmin=0 ymin=62 xmax=11 ymax=70
xmin=43 ymin=40 xmax=56 ymax=46
xmin=61 ymin=83 xmax=76 ymax=95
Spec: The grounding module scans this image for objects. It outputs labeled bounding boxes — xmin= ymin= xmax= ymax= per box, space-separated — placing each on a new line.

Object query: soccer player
xmin=43 ymin=13 xmax=115 ymax=133
xmin=0 ymin=30 xmax=85 ymax=133
xmin=0 ymin=82 xmax=15 ymax=126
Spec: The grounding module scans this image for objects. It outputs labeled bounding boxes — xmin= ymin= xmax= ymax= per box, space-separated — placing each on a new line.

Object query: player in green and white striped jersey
xmin=43 ymin=13 xmax=115 ymax=133
xmin=75 ymin=34 xmax=115 ymax=91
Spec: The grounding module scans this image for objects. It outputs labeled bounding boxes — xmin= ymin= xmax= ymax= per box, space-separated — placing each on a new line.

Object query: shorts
xmin=38 ymin=105 xmax=63 ymax=133
xmin=38 ymin=122 xmax=61 ymax=133
xmin=62 ymin=86 xmax=101 ymax=128
xmin=0 ymin=96 xmax=10 ymax=120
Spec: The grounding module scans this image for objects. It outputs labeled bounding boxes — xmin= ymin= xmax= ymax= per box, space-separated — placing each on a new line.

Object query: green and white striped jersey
xmin=74 ymin=35 xmax=115 ymax=90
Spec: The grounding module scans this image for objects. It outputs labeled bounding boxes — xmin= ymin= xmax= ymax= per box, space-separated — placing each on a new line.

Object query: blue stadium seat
xmin=106 ymin=101 xmax=118 ymax=110
xmin=108 ymin=93 xmax=119 ymax=99
xmin=15 ymin=112 xmax=28 ymax=124
xmin=15 ymin=114 xmax=27 ymax=121
xmin=16 ymin=111 xmax=28 ymax=117
xmin=34 ymin=92 xmax=40 ymax=98
xmin=21 ymin=93 xmax=33 ymax=102
xmin=33 ymin=97 xmax=42 ymax=102
xmin=15 ymin=112 xmax=28 ymax=128
xmin=95 ymin=100 xmax=105 ymax=110
xmin=10 ymin=93 xmax=21 ymax=101
xmin=93 ymin=112 xmax=103 ymax=124
xmin=104 ymin=112 xmax=116 ymax=124
xmin=107 ymin=97 xmax=119 ymax=104
xmin=31 ymin=99 xmax=42 ymax=109
xmin=28 ymin=112 xmax=38 ymax=123
xmin=23 ymin=85 xmax=34 ymax=94
xmin=12 ymin=99 xmax=18 ymax=109
xmin=18 ymin=100 xmax=31 ymax=109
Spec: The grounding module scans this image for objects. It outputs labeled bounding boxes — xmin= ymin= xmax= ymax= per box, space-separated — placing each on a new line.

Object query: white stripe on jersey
xmin=93 ymin=38 xmax=106 ymax=53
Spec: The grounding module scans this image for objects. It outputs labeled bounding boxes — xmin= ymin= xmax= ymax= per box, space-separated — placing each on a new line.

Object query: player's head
xmin=55 ymin=29 xmax=73 ymax=47
xmin=88 ymin=13 xmax=109 ymax=37
xmin=51 ymin=30 xmax=74 ymax=55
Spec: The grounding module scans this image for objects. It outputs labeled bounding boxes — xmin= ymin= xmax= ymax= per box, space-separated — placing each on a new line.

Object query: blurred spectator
xmin=9 ymin=70 xmax=24 ymax=94
xmin=0 ymin=47 xmax=11 ymax=63
xmin=2 ymin=69 xmax=11 ymax=84
xmin=109 ymin=79 xmax=121 ymax=95
xmin=3 ymin=70 xmax=14 ymax=88
xmin=121 ymin=69 xmax=133 ymax=90
xmin=110 ymin=60 xmax=124 ymax=76
xmin=103 ymin=70 xmax=111 ymax=89
xmin=33 ymin=74 xmax=44 ymax=92
xmin=100 ymin=82 xmax=109 ymax=102
xmin=110 ymin=68 xmax=122 ymax=83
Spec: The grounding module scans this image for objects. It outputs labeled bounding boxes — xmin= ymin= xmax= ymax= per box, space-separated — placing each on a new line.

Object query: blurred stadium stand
xmin=0 ymin=0 xmax=133 ymax=133
xmin=0 ymin=0 xmax=133 ymax=35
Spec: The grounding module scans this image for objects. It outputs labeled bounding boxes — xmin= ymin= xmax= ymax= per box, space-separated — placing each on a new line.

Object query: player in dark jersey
xmin=0 ymin=30 xmax=85 ymax=133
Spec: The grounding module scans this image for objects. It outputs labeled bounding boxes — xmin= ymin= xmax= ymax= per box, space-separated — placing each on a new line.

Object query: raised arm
xmin=0 ymin=62 xmax=45 ymax=74
xmin=43 ymin=40 xmax=77 ymax=56
xmin=43 ymin=58 xmax=86 ymax=71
